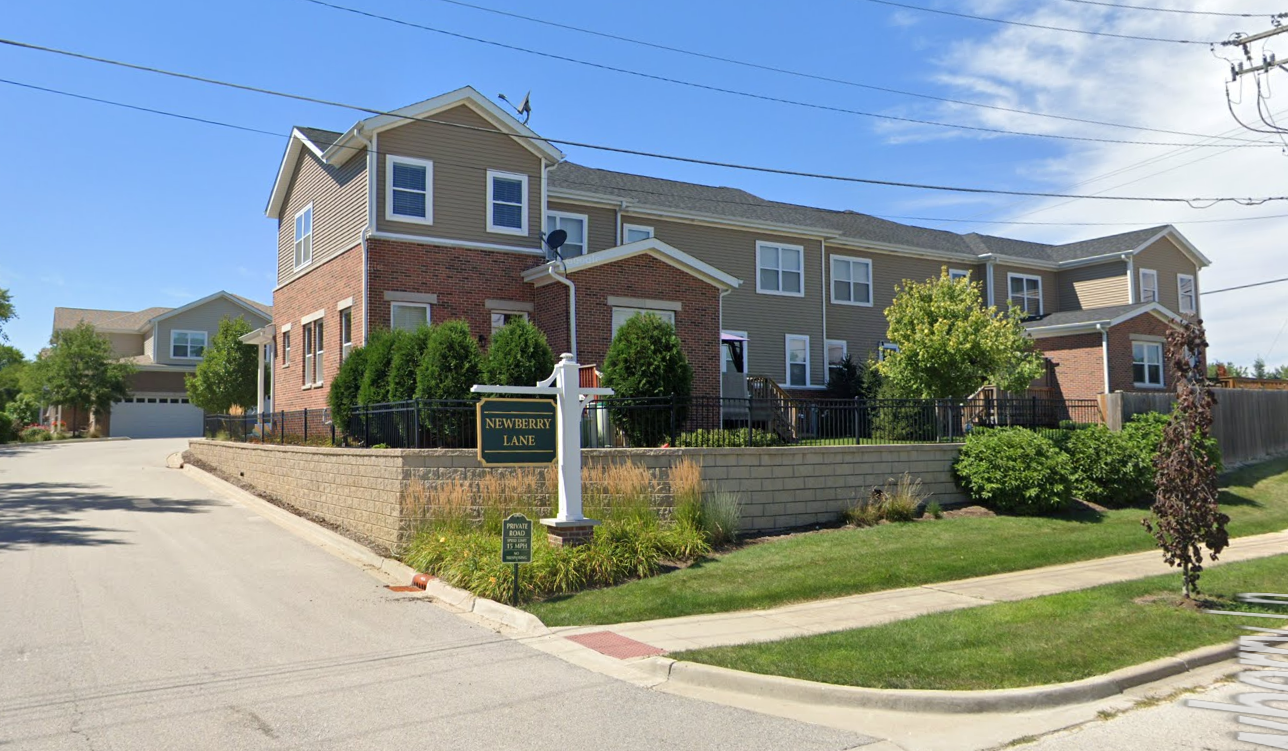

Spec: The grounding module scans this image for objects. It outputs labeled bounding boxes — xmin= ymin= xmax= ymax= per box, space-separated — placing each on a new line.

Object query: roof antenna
xmin=498 ymin=91 xmax=532 ymax=125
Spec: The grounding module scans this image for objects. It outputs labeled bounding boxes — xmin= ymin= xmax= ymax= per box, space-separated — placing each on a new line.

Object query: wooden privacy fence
xmin=1101 ymin=388 xmax=1288 ymax=466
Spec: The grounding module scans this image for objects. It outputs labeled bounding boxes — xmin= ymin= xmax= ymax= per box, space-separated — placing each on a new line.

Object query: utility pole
xmin=1220 ymin=14 xmax=1288 ymax=137
xmin=1226 ymin=21 xmax=1288 ymax=80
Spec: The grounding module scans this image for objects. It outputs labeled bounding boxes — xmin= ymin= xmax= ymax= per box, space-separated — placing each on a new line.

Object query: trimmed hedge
xmin=483 ymin=318 xmax=554 ymax=387
xmin=414 ymin=321 xmax=481 ymax=401
xmin=601 ymin=313 xmax=692 ymax=447
xmin=954 ymin=428 xmax=1073 ymax=515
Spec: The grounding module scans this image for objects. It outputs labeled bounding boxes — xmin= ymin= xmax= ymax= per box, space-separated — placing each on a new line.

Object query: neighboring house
xmin=49 ymin=291 xmax=272 ymax=437
xmin=258 ymin=86 xmax=1206 ymax=412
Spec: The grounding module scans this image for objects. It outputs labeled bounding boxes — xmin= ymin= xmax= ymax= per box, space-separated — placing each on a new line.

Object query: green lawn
xmin=677 ymin=554 xmax=1288 ymax=690
xmin=527 ymin=457 xmax=1288 ymax=626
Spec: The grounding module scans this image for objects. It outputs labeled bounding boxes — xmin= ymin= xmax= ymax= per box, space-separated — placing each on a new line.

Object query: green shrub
xmin=415 ymin=321 xmax=481 ymax=401
xmin=868 ymin=383 xmax=937 ymax=442
xmin=601 ymin=313 xmax=692 ymax=447
xmin=954 ymin=428 xmax=1073 ymax=515
xmin=877 ymin=473 xmax=925 ymax=522
xmin=1123 ymin=411 xmax=1223 ymax=491
xmin=926 ymin=499 xmax=944 ymax=520
xmin=21 ymin=426 xmax=52 ymax=442
xmin=844 ymin=495 xmax=882 ymax=527
xmin=328 ymin=345 xmax=368 ymax=436
xmin=483 ymin=318 xmax=555 ymax=388
xmin=387 ymin=325 xmax=432 ymax=402
xmin=6 ymin=393 xmax=40 ymax=426
xmin=700 ymin=490 xmax=743 ymax=546
xmin=1062 ymin=424 xmax=1150 ymax=507
xmin=0 ymin=415 xmax=16 ymax=443
xmin=675 ymin=428 xmax=779 ymax=448
xmin=357 ymin=329 xmax=399 ymax=406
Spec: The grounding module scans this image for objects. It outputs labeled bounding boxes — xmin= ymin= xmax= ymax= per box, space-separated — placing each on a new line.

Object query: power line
xmin=1055 ymin=0 xmax=1283 ymax=18
xmin=1201 ymin=276 xmax=1288 ymax=294
xmin=863 ymin=0 xmax=1217 ymax=44
xmin=300 ymin=0 xmax=1264 ymax=149
xmin=425 ymin=0 xmax=1262 ymax=144
xmin=2 ymin=39 xmax=1286 ymax=205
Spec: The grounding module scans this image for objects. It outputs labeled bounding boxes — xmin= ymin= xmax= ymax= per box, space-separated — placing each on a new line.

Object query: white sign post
xmin=471 ymin=353 xmax=613 ymax=546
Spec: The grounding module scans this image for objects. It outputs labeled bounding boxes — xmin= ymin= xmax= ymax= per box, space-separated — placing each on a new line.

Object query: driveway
xmin=0 ymin=440 xmax=872 ymax=750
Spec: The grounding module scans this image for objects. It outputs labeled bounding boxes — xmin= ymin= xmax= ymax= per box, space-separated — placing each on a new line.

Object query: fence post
xmin=669 ymin=393 xmax=678 ymax=446
xmin=414 ymin=401 xmax=421 ymax=449
xmin=280 ymin=410 xmax=285 ymax=444
xmin=330 ymin=418 xmax=336 ymax=447
xmin=303 ymin=408 xmax=308 ymax=443
xmin=746 ymin=396 xmax=754 ymax=447
xmin=363 ymin=405 xmax=370 ymax=447
xmin=854 ymin=396 xmax=861 ymax=445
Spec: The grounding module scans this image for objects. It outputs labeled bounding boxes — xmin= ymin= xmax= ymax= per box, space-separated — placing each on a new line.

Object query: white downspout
xmin=719 ymin=287 xmax=731 ymax=396
xmin=1098 ymin=323 xmax=1110 ymax=394
xmin=361 ymin=130 xmax=377 ymax=343
xmin=1123 ymin=253 xmax=1135 ymax=303
xmin=820 ymin=239 xmax=828 ymax=380
xmin=985 ymin=260 xmax=996 ymax=308
xmin=616 ymin=201 xmax=626 ymax=246
xmin=540 ymin=157 xmax=548 ymax=238
xmin=256 ymin=342 xmax=266 ymax=436
xmin=547 ymin=266 xmax=577 ymax=360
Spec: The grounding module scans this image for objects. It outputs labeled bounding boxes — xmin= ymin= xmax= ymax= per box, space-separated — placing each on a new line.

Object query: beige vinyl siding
xmin=375 ymin=104 xmax=543 ymax=250
xmin=827 ymin=252 xmax=974 ymax=361
xmin=994 ymin=265 xmax=1057 ymax=316
xmin=276 ymin=148 xmax=367 ymax=287
xmin=1057 ymin=261 xmax=1129 ymax=312
xmin=1133 ymin=236 xmax=1200 ymax=315
xmin=628 ymin=215 xmax=827 ymax=386
xmin=144 ymin=332 xmax=154 ymax=361
xmin=153 ymin=298 xmax=271 ymax=366
xmin=548 ymin=200 xmax=618 ymax=254
xmin=107 ymin=333 xmax=144 ymax=359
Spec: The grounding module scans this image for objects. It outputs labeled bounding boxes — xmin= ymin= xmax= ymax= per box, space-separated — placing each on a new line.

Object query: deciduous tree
xmin=186 ymin=317 xmax=259 ymax=414
xmin=0 ymin=288 xmax=14 ymax=341
xmin=878 ymin=270 xmax=1045 ymax=399
xmin=1142 ymin=320 xmax=1228 ymax=599
xmin=29 ymin=322 xmax=134 ymax=435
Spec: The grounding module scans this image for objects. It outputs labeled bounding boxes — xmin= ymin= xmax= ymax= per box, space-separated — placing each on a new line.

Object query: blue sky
xmin=2 ymin=0 xmax=1284 ymax=365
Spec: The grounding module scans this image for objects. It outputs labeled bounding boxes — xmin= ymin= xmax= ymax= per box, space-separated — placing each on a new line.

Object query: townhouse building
xmin=259 ymin=86 xmax=1207 ymax=412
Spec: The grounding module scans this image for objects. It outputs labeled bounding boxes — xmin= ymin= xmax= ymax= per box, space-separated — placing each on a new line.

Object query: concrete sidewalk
xmin=554 ymin=530 xmax=1288 ymax=653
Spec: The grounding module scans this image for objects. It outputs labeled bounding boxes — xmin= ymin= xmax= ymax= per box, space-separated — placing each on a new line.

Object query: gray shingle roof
xmin=53 ymin=306 xmax=173 ymax=332
xmin=296 ymin=126 xmax=343 ymax=151
xmin=1022 ymin=303 xmax=1154 ymax=330
xmin=548 ymin=162 xmax=1170 ymax=265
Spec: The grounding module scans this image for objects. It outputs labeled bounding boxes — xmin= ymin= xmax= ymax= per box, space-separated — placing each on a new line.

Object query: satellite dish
xmin=545 ymin=228 xmax=567 ymax=254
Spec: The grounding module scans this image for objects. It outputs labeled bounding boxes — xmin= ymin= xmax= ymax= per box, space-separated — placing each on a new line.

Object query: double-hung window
xmin=623 ymin=224 xmax=654 ymax=243
xmin=1178 ymin=274 xmax=1197 ymax=314
xmin=1139 ymin=269 xmax=1158 ymax=303
xmin=302 ymin=325 xmax=313 ymax=387
xmin=785 ymin=335 xmax=810 ymax=387
xmin=487 ymin=170 xmax=528 ymax=235
xmin=293 ymin=205 xmax=313 ymax=269
xmin=1007 ymin=273 xmax=1043 ymax=316
xmin=339 ymin=308 xmax=353 ymax=361
xmin=386 ymin=155 xmax=433 ymax=224
xmin=611 ymin=308 xmax=675 ymax=338
xmin=831 ymin=256 xmax=873 ymax=306
xmin=491 ymin=311 xmax=528 ymax=333
xmin=1133 ymin=341 xmax=1164 ymax=388
xmin=545 ymin=211 xmax=587 ymax=257
xmin=757 ymin=242 xmax=804 ymax=296
xmin=302 ymin=319 xmax=324 ymax=387
xmin=827 ymin=339 xmax=848 ymax=377
xmin=282 ymin=330 xmax=291 ymax=366
xmin=391 ymin=302 xmax=430 ymax=332
xmin=949 ymin=269 xmax=970 ymax=281
xmin=171 ymin=330 xmax=207 ymax=360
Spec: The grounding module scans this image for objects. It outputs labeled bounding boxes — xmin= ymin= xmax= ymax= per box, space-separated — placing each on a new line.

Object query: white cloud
xmin=902 ymin=1 xmax=1288 ymax=366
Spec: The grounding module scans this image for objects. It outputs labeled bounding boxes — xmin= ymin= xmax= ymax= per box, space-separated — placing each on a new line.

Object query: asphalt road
xmin=0 ymin=439 xmax=873 ymax=751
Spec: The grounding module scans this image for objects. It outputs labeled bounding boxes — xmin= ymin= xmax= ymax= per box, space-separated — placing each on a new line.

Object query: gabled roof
xmin=52 ymin=292 xmax=272 ymax=335
xmin=267 ymin=87 xmax=565 ymax=218
xmin=522 ymin=238 xmax=742 ymax=291
xmin=1022 ymin=302 xmax=1183 ymax=338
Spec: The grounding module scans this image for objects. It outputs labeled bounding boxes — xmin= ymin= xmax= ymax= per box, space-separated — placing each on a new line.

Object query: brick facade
xmin=566 ymin=254 xmax=723 ymax=401
xmin=1107 ymin=312 xmax=1178 ymax=394
xmin=1036 ymin=333 xmax=1105 ymax=400
xmin=272 ymin=243 xmax=365 ymax=412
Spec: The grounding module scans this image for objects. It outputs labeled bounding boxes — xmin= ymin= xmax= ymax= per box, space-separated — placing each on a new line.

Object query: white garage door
xmin=111 ymin=394 xmax=204 ymax=438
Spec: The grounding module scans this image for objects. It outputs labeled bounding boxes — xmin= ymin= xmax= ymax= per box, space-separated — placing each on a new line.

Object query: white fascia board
xmin=1025 ymin=322 xmax=1109 ymax=338
xmin=973 ymin=253 xmax=1059 ymax=271
xmin=622 ymin=204 xmax=839 ymax=240
xmin=1129 ymin=226 xmax=1211 ymax=268
xmin=521 ymin=239 xmax=742 ymax=290
xmin=148 ymin=291 xmax=269 ymax=327
xmin=351 ymin=86 xmax=564 ymax=163
xmin=265 ymin=130 xmax=321 ymax=218
xmin=546 ymin=188 xmax=630 ymax=209
xmin=1056 ymin=253 xmax=1134 ymax=270
xmin=832 ymin=238 xmax=981 ymax=266
xmin=1109 ymin=301 xmax=1183 ymax=327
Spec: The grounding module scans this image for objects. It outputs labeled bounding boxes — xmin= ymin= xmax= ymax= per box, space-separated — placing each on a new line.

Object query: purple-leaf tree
xmin=1142 ymin=319 xmax=1228 ymax=599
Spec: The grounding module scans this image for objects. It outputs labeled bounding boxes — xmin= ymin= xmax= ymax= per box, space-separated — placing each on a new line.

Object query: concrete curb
xmin=181 ymin=462 xmax=549 ymax=637
xmin=658 ymin=643 xmax=1238 ymax=713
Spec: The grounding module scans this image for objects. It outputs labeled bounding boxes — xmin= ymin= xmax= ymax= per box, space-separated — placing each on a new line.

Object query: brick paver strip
xmin=565 ymin=630 xmax=668 ymax=659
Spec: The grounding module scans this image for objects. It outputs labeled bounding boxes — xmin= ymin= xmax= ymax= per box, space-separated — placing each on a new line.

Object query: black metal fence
xmin=205 ymin=395 xmax=1102 ymax=449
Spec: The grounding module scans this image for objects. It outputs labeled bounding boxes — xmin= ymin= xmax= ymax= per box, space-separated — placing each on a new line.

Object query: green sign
xmin=477 ymin=398 xmax=557 ymax=466
xmin=502 ymin=513 xmax=533 ymax=564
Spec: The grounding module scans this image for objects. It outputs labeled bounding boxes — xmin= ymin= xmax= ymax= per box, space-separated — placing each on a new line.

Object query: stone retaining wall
xmin=186 ymin=440 xmax=966 ymax=553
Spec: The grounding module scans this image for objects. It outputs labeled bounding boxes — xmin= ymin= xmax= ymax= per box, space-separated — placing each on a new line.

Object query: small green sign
xmin=477 ymin=398 xmax=557 ymax=466
xmin=502 ymin=513 xmax=533 ymax=564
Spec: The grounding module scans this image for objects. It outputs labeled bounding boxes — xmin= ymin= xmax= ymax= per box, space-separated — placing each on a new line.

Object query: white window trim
xmin=281 ymin=330 xmax=291 ymax=367
xmin=385 ymin=155 xmax=434 ymax=225
xmin=623 ymin=224 xmax=654 ymax=243
xmin=292 ymin=203 xmax=313 ymax=271
xmin=611 ymin=307 xmax=676 ymax=338
xmin=829 ymin=254 xmax=874 ymax=307
xmin=1132 ymin=340 xmax=1165 ymax=389
xmin=1138 ymin=268 xmax=1158 ymax=304
xmin=784 ymin=334 xmax=811 ymax=388
xmin=170 ymin=329 xmax=208 ymax=361
xmin=755 ymin=241 xmax=806 ymax=298
xmin=721 ymin=329 xmax=748 ymax=373
xmin=490 ymin=310 xmax=529 ymax=333
xmin=826 ymin=339 xmax=848 ymax=366
xmin=949 ymin=268 xmax=970 ymax=281
xmin=486 ymin=169 xmax=529 ymax=236
xmin=1177 ymin=274 xmax=1197 ymax=314
xmin=390 ymin=301 xmax=431 ymax=331
xmin=339 ymin=307 xmax=353 ymax=361
xmin=312 ymin=319 xmax=324 ymax=387
xmin=545 ymin=210 xmax=589 ymax=256
xmin=1006 ymin=272 xmax=1044 ymax=316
